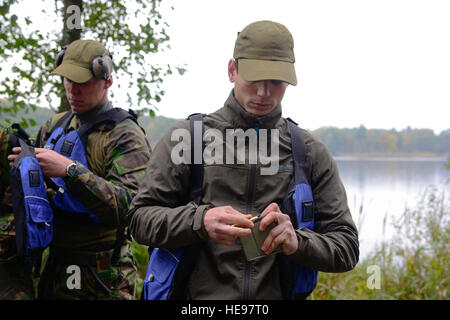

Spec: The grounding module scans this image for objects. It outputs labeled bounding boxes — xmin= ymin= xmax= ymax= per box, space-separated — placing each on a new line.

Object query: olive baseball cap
xmin=51 ymin=40 xmax=109 ymax=83
xmin=233 ymin=20 xmax=297 ymax=86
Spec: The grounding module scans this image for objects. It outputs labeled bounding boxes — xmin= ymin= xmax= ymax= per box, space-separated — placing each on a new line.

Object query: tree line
xmin=2 ymin=103 xmax=448 ymax=156
xmin=312 ymin=125 xmax=449 ymax=156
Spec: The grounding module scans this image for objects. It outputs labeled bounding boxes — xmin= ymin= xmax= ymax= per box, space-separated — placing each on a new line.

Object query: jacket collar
xmin=222 ymin=90 xmax=283 ymax=129
xmin=65 ymin=101 xmax=113 ymax=130
xmin=76 ymin=100 xmax=113 ymax=125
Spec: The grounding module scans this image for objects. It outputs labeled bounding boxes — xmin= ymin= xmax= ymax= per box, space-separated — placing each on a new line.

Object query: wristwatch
xmin=65 ymin=161 xmax=78 ymax=178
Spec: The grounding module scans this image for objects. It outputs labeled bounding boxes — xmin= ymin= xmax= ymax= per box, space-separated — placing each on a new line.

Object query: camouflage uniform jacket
xmin=0 ymin=120 xmax=11 ymax=202
xmin=34 ymin=102 xmax=151 ymax=250
xmin=0 ymin=121 xmax=15 ymax=261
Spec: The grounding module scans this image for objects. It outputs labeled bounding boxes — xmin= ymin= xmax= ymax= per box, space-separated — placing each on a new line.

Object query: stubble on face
xmin=64 ymin=77 xmax=109 ymax=114
xmin=228 ymin=60 xmax=288 ymax=117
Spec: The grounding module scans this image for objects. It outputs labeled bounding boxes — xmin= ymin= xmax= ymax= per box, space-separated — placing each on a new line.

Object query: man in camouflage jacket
xmin=6 ymin=40 xmax=151 ymax=299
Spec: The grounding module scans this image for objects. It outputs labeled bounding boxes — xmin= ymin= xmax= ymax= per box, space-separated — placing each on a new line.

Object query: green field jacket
xmin=128 ymin=90 xmax=359 ymax=299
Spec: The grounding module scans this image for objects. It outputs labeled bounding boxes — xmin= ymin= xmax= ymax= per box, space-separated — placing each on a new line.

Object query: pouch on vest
xmin=289 ymin=183 xmax=318 ymax=296
xmin=143 ymin=248 xmax=184 ymax=300
xmin=10 ymin=136 xmax=53 ymax=275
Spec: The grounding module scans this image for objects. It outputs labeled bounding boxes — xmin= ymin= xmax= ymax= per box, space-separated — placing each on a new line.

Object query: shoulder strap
xmin=286 ymin=118 xmax=311 ymax=185
xmin=43 ymin=111 xmax=74 ymax=145
xmin=40 ymin=111 xmax=74 ymax=149
xmin=9 ymin=123 xmax=31 ymax=147
xmin=77 ymin=107 xmax=142 ymax=149
xmin=187 ymin=113 xmax=206 ymax=205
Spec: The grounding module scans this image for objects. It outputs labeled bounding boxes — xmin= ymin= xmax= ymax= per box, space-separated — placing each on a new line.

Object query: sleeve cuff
xmin=287 ymin=229 xmax=310 ymax=262
xmin=62 ymin=160 xmax=85 ymax=185
xmin=192 ymin=204 xmax=213 ymax=240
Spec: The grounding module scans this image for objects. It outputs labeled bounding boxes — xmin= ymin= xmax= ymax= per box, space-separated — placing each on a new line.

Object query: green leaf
xmin=19 ymin=117 xmax=28 ymax=129
xmin=0 ymin=0 xmax=185 ymax=117
xmin=10 ymin=14 xmax=18 ymax=25
xmin=15 ymin=100 xmax=25 ymax=108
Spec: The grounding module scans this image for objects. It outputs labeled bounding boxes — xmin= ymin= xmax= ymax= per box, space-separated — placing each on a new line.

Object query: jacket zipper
xmin=243 ymin=162 xmax=257 ymax=300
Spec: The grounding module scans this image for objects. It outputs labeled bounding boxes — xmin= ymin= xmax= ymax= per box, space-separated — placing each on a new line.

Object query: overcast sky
xmin=153 ymin=0 xmax=450 ymax=134
xmin=8 ymin=0 xmax=450 ymax=134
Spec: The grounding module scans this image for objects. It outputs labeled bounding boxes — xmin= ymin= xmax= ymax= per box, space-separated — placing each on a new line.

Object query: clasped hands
xmin=8 ymin=147 xmax=73 ymax=178
xmin=203 ymin=202 xmax=298 ymax=255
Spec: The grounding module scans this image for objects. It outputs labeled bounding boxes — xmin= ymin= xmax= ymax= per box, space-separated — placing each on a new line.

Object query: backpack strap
xmin=286 ymin=118 xmax=311 ymax=185
xmin=187 ymin=113 xmax=206 ymax=205
xmin=280 ymin=118 xmax=318 ymax=299
xmin=6 ymin=123 xmax=32 ymax=166
xmin=164 ymin=113 xmax=205 ymax=299
xmin=44 ymin=106 xmax=143 ymax=151
xmin=43 ymin=111 xmax=74 ymax=148
xmin=77 ymin=107 xmax=143 ymax=149
xmin=9 ymin=123 xmax=31 ymax=146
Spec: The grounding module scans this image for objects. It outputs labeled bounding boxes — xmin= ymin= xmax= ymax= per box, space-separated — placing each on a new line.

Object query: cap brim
xmin=51 ymin=63 xmax=93 ymax=83
xmin=238 ymin=59 xmax=297 ymax=86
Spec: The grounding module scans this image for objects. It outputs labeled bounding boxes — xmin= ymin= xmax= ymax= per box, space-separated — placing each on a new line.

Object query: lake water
xmin=335 ymin=157 xmax=449 ymax=259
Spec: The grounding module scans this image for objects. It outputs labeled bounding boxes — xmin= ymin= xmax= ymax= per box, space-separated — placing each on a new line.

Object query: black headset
xmin=55 ymin=45 xmax=113 ymax=81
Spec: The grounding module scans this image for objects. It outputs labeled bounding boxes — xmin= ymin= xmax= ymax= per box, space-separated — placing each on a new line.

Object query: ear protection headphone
xmin=55 ymin=45 xmax=113 ymax=81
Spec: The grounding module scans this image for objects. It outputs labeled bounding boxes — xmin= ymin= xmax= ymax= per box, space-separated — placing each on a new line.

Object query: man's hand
xmin=259 ymin=203 xmax=298 ymax=256
xmin=7 ymin=147 xmax=20 ymax=166
xmin=204 ymin=206 xmax=254 ymax=246
xmin=8 ymin=147 xmax=72 ymax=178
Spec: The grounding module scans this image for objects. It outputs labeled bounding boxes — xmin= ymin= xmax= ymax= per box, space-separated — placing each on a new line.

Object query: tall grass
xmin=130 ymin=186 xmax=449 ymax=300
xmin=130 ymin=240 xmax=149 ymax=299
xmin=310 ymin=185 xmax=449 ymax=300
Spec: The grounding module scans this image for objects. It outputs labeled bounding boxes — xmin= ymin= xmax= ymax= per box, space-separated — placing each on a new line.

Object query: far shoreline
xmin=333 ymin=152 xmax=449 ymax=161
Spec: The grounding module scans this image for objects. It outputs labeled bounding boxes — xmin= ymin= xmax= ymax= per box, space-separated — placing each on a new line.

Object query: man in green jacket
xmin=7 ymin=40 xmax=151 ymax=299
xmin=128 ymin=20 xmax=359 ymax=299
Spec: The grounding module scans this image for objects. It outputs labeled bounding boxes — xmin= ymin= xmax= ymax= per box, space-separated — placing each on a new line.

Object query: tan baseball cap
xmin=233 ymin=20 xmax=297 ymax=86
xmin=51 ymin=40 xmax=108 ymax=83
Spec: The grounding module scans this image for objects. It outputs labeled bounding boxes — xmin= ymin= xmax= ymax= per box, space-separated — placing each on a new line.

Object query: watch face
xmin=67 ymin=162 xmax=77 ymax=177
